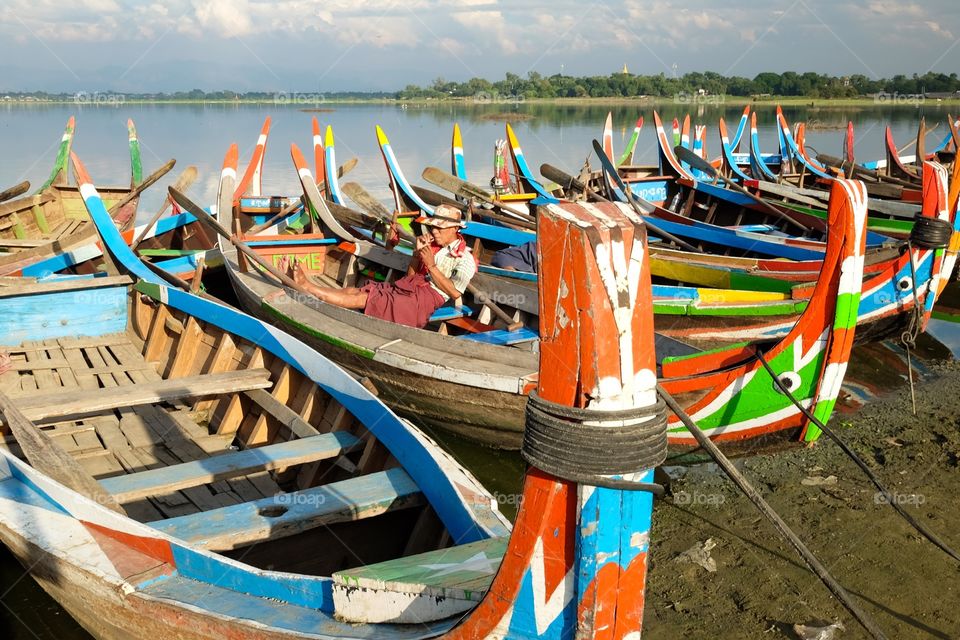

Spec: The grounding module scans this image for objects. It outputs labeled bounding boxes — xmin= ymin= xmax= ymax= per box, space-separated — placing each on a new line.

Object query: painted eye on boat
xmin=897 ymin=276 xmax=913 ymax=292
xmin=776 ymin=371 xmax=801 ymax=393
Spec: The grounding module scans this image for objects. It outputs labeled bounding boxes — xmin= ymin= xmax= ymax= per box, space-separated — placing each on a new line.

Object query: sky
xmin=0 ymin=0 xmax=957 ymax=93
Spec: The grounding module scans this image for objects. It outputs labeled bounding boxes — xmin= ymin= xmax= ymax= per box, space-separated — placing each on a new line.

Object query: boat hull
xmin=227 ymin=265 xmax=529 ymax=449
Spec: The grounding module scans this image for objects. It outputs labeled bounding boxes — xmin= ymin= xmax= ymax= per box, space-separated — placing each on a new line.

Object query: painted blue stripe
xmin=722 ymin=137 xmax=752 ymax=182
xmin=731 ymin=113 xmax=749 ymax=150
xmin=511 ymin=145 xmax=553 ymax=198
xmin=244 ymin=238 xmax=339 ymax=247
xmin=750 ymin=128 xmax=779 ymax=181
xmin=0 ymin=472 xmax=70 ymax=515
xmin=453 ymin=149 xmax=467 ymax=181
xmin=779 ymin=125 xmax=833 ymax=180
xmin=325 ymin=143 xmax=345 ymax=205
xmin=478 ymin=264 xmax=537 ymax=281
xmin=381 ymin=138 xmax=434 ymax=214
xmin=629 ymin=180 xmax=669 ymax=204
xmin=153 ymin=255 xmax=200 ymax=275
xmin=464 ymin=221 xmax=535 ymax=246
xmin=169 ymin=544 xmax=335 ymax=611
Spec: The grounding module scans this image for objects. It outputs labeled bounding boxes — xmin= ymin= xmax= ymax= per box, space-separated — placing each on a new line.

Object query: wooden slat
xmin=193 ymin=332 xmax=238 ymax=416
xmin=8 ymin=369 xmax=272 ymax=422
xmin=168 ymin=317 xmax=204 ymax=378
xmin=149 ymin=467 xmax=425 ymax=550
xmin=101 ymin=431 xmax=363 ymax=502
xmin=0 ymin=276 xmax=132 ymax=299
xmin=242 ymin=388 xmax=319 ymax=439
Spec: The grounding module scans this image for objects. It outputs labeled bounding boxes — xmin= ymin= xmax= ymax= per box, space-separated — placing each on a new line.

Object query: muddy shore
xmin=644 ymin=360 xmax=960 ymax=639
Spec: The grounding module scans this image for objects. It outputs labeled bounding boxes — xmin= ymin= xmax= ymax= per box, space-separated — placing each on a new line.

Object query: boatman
xmin=281 ymin=204 xmax=477 ymax=329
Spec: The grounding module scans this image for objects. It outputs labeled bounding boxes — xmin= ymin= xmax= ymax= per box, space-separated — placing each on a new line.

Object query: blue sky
xmin=0 ymin=0 xmax=957 ymax=92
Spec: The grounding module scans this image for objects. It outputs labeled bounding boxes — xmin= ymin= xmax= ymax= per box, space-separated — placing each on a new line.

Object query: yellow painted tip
xmin=375 ymin=125 xmax=389 ymax=145
xmin=452 ymin=123 xmax=462 ymax=146
xmin=505 ymin=122 xmax=518 ymax=144
xmin=325 ymin=125 xmax=335 ymax=147
xmin=224 ymin=143 xmax=239 ymax=170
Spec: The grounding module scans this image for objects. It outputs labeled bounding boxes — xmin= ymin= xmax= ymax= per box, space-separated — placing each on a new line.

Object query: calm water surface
xmin=0 ymin=103 xmax=957 ymax=638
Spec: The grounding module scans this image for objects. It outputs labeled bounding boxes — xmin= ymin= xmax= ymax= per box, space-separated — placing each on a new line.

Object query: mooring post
xmin=444 ymin=200 xmax=662 ymax=639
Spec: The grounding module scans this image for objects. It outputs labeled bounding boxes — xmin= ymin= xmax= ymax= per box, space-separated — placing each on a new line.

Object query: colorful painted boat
xmin=0 ymin=118 xmax=195 ymax=278
xmin=219 ymin=136 xmax=865 ymax=450
xmin=0 ymin=154 xmax=529 ymax=638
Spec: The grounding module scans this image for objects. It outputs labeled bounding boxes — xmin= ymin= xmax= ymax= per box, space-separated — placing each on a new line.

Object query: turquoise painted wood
xmin=139 ymin=574 xmax=447 ymax=638
xmin=428 ymin=304 xmax=475 ymax=323
xmin=101 ymin=432 xmax=363 ymax=501
xmin=0 ymin=284 xmax=127 ymax=347
xmin=150 ymin=467 xmax=424 ymax=550
xmin=244 ymin=238 xmax=339 ymax=247
xmin=460 ymin=327 xmax=538 ymax=346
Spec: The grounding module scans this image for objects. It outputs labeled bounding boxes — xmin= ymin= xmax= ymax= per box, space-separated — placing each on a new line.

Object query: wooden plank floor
xmin=0 ymin=333 xmax=282 ymax=522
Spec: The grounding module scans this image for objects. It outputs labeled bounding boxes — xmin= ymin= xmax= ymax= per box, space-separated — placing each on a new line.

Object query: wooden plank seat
xmin=428 ymin=304 xmax=475 ymax=324
xmin=6 ymin=369 xmax=272 ymax=422
xmin=459 ymin=327 xmax=538 ymax=346
xmin=100 ymin=432 xmax=364 ymax=503
xmin=332 ymin=536 xmax=508 ymax=623
xmin=149 ymin=466 xmax=425 ymax=551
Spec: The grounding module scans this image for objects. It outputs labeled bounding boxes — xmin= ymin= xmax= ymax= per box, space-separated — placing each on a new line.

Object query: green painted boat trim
xmin=782 ymin=202 xmax=913 ymax=235
xmin=128 ymin=121 xmax=143 ymax=185
xmin=33 ymin=203 xmax=49 ymax=234
xmin=261 ymin=299 xmax=376 ymax=360
xmin=39 ymin=119 xmax=74 ymax=191
xmin=653 ymin=299 xmax=806 ymax=317
xmin=661 ymin=339 xmax=754 ymax=366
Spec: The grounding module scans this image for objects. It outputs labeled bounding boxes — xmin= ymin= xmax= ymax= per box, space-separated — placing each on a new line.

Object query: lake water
xmin=0 ymin=102 xmax=957 ymax=639
xmin=0 ymin=101 xmax=954 ymax=218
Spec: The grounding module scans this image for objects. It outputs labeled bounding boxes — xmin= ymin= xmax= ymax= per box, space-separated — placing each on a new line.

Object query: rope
xmin=522 ymin=390 xmax=667 ymax=493
xmin=755 ymin=352 xmax=960 ymax=564
xmin=657 ymin=384 xmax=889 ymax=640
xmin=909 ymin=215 xmax=952 ymax=249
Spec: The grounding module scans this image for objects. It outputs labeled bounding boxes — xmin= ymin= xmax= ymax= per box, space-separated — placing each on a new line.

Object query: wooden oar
xmin=674 ymin=145 xmax=818 ymax=235
xmin=0 ymin=390 xmax=125 ymax=514
xmin=0 ymin=181 xmax=29 ymax=204
xmin=108 ymin=158 xmax=176 ymax=216
xmin=422 ymin=167 xmax=534 ymax=223
xmin=168 ymin=187 xmax=315 ymax=297
xmin=591 ymin=140 xmax=707 ymax=254
xmin=407 ymin=180 xmax=536 ymax=231
xmin=342 ymin=182 xmax=395 ymax=220
xmin=132 ymin=165 xmax=199 ymax=249
xmin=543 ymin=161 xmax=701 ymax=253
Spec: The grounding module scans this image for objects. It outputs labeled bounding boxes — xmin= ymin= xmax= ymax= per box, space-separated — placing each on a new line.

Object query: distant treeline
xmin=395 ymin=71 xmax=960 ymax=100
xmin=3 ymin=71 xmax=960 ymax=102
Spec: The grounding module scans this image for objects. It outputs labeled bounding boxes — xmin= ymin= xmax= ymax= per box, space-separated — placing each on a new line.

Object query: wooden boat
xmin=0 ymin=118 xmax=141 ymax=273
xmin=218 ymin=136 xmax=866 ymax=450
xmin=0 ymin=154 xmax=529 ymax=638
xmin=0 ymin=118 xmax=198 ymax=279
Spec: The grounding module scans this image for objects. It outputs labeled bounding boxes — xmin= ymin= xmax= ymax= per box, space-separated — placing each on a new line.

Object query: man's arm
xmin=425 ymin=264 xmax=464 ymax=299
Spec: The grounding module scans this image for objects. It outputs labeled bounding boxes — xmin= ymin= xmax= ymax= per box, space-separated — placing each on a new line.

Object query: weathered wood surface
xmin=101 ymin=431 xmax=363 ymax=502
xmin=8 ymin=369 xmax=272 ymax=422
xmin=150 ymin=467 xmax=424 ymax=550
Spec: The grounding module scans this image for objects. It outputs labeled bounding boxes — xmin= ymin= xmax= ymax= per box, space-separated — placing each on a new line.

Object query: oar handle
xmin=466 ymin=283 xmax=523 ymax=331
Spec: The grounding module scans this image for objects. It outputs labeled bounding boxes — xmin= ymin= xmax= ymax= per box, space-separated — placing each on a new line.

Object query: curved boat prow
xmin=324 ymin=125 xmax=346 ymax=205
xmin=40 ymin=116 xmax=75 ymax=191
xmin=233 ymin=116 xmax=271 ymax=203
xmin=451 ymin=123 xmax=467 ymax=180
xmin=127 ymin=119 xmax=143 ymax=186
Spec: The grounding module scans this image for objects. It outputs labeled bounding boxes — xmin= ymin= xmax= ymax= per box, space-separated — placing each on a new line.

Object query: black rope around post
xmin=755 ymin=352 xmax=960 ymax=564
xmin=656 ymin=384 xmax=889 ymax=640
xmin=521 ymin=390 xmax=667 ymax=493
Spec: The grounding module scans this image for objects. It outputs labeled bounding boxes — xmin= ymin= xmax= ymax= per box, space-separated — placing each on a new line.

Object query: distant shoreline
xmin=1 ymin=95 xmax=958 ymax=108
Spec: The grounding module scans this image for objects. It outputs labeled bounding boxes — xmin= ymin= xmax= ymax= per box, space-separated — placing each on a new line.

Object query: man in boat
xmin=282 ymin=204 xmax=477 ymax=329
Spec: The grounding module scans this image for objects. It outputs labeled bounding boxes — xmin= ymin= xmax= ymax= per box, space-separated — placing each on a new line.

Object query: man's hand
xmin=416 ymin=234 xmax=436 ymax=269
